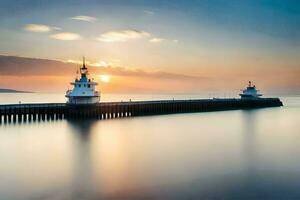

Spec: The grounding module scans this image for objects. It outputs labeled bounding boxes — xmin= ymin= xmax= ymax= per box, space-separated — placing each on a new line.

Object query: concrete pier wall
xmin=0 ymin=98 xmax=283 ymax=123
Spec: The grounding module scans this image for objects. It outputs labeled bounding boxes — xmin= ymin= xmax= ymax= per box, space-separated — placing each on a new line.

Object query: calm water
xmin=0 ymin=93 xmax=300 ymax=200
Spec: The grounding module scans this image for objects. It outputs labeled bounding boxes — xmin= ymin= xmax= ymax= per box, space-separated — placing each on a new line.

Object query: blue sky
xmin=1 ymin=0 xmax=299 ymax=57
xmin=0 ymin=0 xmax=299 ymax=93
xmin=1 ymin=0 xmax=299 ymax=36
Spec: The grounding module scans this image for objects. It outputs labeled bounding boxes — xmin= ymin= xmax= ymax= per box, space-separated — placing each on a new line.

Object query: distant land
xmin=0 ymin=88 xmax=32 ymax=93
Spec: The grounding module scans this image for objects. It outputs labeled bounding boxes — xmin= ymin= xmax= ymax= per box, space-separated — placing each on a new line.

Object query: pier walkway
xmin=0 ymin=98 xmax=282 ymax=123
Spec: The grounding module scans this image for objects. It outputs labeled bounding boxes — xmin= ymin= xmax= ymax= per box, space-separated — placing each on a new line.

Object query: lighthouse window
xmin=78 ymin=84 xmax=81 ymax=87
xmin=88 ymin=84 xmax=90 ymax=88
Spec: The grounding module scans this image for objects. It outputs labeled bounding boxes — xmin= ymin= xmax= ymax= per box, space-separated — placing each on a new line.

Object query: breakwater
xmin=0 ymin=98 xmax=282 ymax=123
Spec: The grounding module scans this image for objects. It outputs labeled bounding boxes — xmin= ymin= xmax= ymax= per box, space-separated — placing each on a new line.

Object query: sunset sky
xmin=0 ymin=0 xmax=299 ymax=94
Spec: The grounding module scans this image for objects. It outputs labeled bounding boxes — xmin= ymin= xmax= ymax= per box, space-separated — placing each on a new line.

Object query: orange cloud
xmin=97 ymin=30 xmax=150 ymax=42
xmin=0 ymin=55 xmax=299 ymax=95
xmin=24 ymin=24 xmax=51 ymax=32
xmin=50 ymin=32 xmax=81 ymax=40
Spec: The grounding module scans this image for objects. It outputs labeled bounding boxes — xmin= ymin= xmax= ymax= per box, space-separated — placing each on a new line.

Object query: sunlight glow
xmin=99 ymin=75 xmax=111 ymax=83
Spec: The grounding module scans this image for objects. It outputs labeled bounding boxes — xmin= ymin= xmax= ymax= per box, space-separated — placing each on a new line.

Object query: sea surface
xmin=0 ymin=93 xmax=300 ymax=200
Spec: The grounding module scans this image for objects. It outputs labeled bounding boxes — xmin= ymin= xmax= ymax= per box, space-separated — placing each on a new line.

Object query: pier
xmin=0 ymin=98 xmax=282 ymax=123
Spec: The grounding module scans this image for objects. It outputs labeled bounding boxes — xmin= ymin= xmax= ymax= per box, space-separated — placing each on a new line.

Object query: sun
xmin=99 ymin=75 xmax=110 ymax=83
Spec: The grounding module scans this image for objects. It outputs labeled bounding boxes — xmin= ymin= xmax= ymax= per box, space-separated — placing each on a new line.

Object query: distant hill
xmin=0 ymin=88 xmax=32 ymax=93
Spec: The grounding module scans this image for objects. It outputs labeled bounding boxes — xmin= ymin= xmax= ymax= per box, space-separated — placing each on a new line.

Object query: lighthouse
xmin=65 ymin=57 xmax=100 ymax=104
xmin=239 ymin=81 xmax=262 ymax=99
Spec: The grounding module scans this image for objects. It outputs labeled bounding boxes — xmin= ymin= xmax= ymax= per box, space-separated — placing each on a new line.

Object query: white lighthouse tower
xmin=65 ymin=57 xmax=100 ymax=104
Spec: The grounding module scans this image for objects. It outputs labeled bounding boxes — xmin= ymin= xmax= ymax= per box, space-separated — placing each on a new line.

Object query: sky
xmin=0 ymin=0 xmax=299 ymax=94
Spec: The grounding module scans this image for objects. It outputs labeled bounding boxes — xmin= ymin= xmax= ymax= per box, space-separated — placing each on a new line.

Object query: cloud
xmin=0 ymin=55 xmax=206 ymax=81
xmin=50 ymin=32 xmax=81 ymax=40
xmin=1 ymin=55 xmax=298 ymax=94
xmin=67 ymin=59 xmax=82 ymax=64
xmin=90 ymin=61 xmax=109 ymax=67
xmin=70 ymin=15 xmax=97 ymax=22
xmin=143 ymin=10 xmax=154 ymax=16
xmin=97 ymin=29 xmax=150 ymax=42
xmin=149 ymin=37 xmax=164 ymax=43
xmin=52 ymin=27 xmax=62 ymax=30
xmin=149 ymin=38 xmax=179 ymax=44
xmin=101 ymin=67 xmax=206 ymax=81
xmin=24 ymin=24 xmax=51 ymax=32
xmin=67 ymin=59 xmax=109 ymax=67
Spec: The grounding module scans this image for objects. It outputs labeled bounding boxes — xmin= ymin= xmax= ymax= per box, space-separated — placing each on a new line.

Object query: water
xmin=0 ymin=93 xmax=300 ymax=200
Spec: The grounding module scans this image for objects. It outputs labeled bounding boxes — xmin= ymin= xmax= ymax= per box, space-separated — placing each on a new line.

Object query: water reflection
xmin=67 ymin=120 xmax=96 ymax=199
xmin=66 ymin=119 xmax=137 ymax=199
xmin=62 ymin=111 xmax=300 ymax=199
xmin=241 ymin=110 xmax=258 ymax=174
xmin=1 ymin=100 xmax=300 ymax=200
xmin=65 ymin=114 xmax=257 ymax=199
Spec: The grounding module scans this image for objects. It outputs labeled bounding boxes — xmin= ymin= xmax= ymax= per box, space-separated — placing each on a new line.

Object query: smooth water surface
xmin=0 ymin=94 xmax=299 ymax=200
